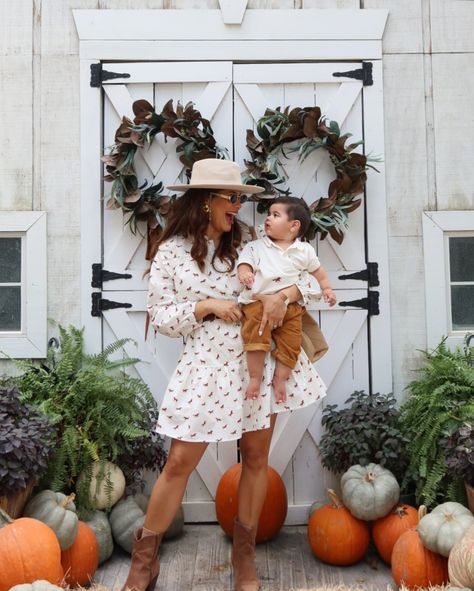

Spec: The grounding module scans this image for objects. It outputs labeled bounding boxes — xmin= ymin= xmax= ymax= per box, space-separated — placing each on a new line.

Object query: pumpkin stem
xmin=0 ymin=508 xmax=14 ymax=528
xmin=393 ymin=505 xmax=409 ymax=517
xmin=59 ymin=493 xmax=76 ymax=508
xmin=327 ymin=489 xmax=344 ymax=509
xmin=417 ymin=505 xmax=427 ymax=522
xmin=365 ymin=471 xmax=375 ymax=482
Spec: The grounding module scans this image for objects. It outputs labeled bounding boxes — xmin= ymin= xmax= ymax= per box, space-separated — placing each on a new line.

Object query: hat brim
xmin=166 ymin=182 xmax=265 ymax=194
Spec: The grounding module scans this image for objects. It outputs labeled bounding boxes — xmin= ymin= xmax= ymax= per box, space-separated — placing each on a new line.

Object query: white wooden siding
xmin=1 ymin=0 xmax=473 ymax=404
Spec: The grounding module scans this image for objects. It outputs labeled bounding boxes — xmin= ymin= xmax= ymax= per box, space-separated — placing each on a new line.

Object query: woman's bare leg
xmin=144 ymin=439 xmax=208 ymax=532
xmin=238 ymin=414 xmax=277 ymax=526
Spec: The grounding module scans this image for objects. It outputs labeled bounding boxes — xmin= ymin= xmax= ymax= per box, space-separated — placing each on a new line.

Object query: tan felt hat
xmin=167 ymin=158 xmax=264 ymax=194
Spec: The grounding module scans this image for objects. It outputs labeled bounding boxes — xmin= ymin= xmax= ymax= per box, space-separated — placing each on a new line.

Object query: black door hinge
xmin=333 ymin=62 xmax=373 ymax=86
xmin=338 ymin=262 xmax=379 ymax=287
xmin=90 ymin=63 xmax=131 ymax=88
xmin=338 ymin=291 xmax=380 ymax=316
xmin=91 ymin=293 xmax=132 ymax=317
xmin=91 ymin=263 xmax=132 ymax=289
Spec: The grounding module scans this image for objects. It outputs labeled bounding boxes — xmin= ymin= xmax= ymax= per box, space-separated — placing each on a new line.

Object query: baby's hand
xmin=323 ymin=287 xmax=337 ymax=306
xmin=239 ymin=271 xmax=255 ymax=288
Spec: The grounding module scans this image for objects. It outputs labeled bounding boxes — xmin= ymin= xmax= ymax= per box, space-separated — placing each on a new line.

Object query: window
xmin=448 ymin=236 xmax=474 ymax=331
xmin=423 ymin=211 xmax=474 ymax=349
xmin=0 ymin=212 xmax=47 ymax=358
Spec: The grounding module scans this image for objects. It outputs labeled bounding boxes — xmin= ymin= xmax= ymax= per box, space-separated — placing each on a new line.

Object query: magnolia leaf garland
xmin=101 ymin=99 xmax=229 ymax=236
xmin=102 ymin=100 xmax=378 ymax=245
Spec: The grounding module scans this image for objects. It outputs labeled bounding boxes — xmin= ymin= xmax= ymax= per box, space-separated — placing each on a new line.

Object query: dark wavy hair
xmin=272 ymin=196 xmax=312 ymax=240
xmin=150 ymin=189 xmax=243 ymax=272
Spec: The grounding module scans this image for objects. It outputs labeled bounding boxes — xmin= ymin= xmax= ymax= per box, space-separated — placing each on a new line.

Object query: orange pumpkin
xmin=391 ymin=506 xmax=449 ymax=590
xmin=307 ymin=489 xmax=370 ymax=566
xmin=372 ymin=504 xmax=418 ymax=564
xmin=61 ymin=521 xmax=99 ymax=587
xmin=0 ymin=509 xmax=63 ymax=591
xmin=215 ymin=463 xmax=287 ymax=543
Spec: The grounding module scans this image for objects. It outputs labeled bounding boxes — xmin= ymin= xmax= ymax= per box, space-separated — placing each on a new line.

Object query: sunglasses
xmin=211 ymin=192 xmax=249 ymax=204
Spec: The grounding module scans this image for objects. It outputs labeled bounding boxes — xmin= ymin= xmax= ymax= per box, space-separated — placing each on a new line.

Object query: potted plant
xmin=0 ymin=386 xmax=57 ymax=517
xmin=116 ymin=402 xmax=167 ymax=496
xmin=14 ymin=324 xmax=166 ymax=516
xmin=440 ymin=422 xmax=474 ymax=513
xmin=398 ymin=339 xmax=474 ymax=508
xmin=318 ymin=390 xmax=410 ymax=486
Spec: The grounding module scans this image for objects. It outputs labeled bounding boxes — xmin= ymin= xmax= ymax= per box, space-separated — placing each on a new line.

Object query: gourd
xmin=307 ymin=489 xmax=370 ymax=565
xmin=23 ymin=490 xmax=78 ymax=550
xmin=215 ymin=463 xmax=287 ymax=543
xmin=61 ymin=521 xmax=99 ymax=587
xmin=0 ymin=509 xmax=63 ymax=591
xmin=418 ymin=502 xmax=474 ymax=557
xmin=372 ymin=504 xmax=418 ymax=564
xmin=341 ymin=463 xmax=400 ymax=521
xmin=9 ymin=583 xmax=63 ymax=591
xmin=448 ymin=523 xmax=474 ymax=590
xmin=80 ymin=460 xmax=126 ymax=510
xmin=109 ymin=494 xmax=184 ymax=553
xmin=83 ymin=510 xmax=114 ymax=564
xmin=391 ymin=506 xmax=449 ymax=590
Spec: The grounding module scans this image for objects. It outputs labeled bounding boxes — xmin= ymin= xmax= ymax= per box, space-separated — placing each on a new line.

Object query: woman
xmin=121 ymin=159 xmax=326 ymax=591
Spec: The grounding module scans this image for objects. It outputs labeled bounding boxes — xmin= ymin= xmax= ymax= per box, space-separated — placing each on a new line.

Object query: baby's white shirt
xmin=237 ymin=234 xmax=321 ymax=305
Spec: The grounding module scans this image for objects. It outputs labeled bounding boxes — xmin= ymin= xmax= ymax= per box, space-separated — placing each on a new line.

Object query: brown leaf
xmin=132 ymin=100 xmax=154 ymax=125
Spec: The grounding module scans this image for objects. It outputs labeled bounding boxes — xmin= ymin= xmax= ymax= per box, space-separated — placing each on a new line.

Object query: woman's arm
xmin=194 ymin=299 xmax=242 ymax=323
xmin=252 ymin=284 xmax=302 ymax=336
xmin=148 ymin=244 xmax=242 ymax=335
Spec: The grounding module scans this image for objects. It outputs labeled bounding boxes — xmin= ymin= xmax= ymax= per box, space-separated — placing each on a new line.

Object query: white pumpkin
xmin=418 ymin=502 xmax=474 ymax=557
xmin=341 ymin=463 xmax=400 ymax=521
xmin=448 ymin=523 xmax=474 ymax=590
xmin=80 ymin=461 xmax=126 ymax=510
xmin=10 ymin=582 xmax=63 ymax=591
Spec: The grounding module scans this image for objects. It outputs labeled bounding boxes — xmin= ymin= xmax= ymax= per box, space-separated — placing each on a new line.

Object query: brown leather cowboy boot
xmin=232 ymin=518 xmax=260 ymax=591
xmin=121 ymin=528 xmax=163 ymax=591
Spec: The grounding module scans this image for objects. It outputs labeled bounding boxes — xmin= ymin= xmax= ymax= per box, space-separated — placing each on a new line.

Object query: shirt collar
xmin=262 ymin=234 xmax=304 ymax=251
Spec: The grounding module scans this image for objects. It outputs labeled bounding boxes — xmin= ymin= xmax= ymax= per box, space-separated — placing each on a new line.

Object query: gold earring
xmin=203 ymin=201 xmax=211 ymax=221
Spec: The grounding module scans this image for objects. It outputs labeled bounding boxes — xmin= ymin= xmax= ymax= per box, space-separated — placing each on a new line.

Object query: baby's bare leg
xmin=272 ymin=360 xmax=292 ymax=403
xmin=245 ymin=350 xmax=266 ymax=400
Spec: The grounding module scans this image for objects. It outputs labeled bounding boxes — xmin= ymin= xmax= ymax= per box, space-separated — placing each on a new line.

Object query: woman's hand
xmin=208 ymin=299 xmax=242 ymax=323
xmin=252 ymin=292 xmax=287 ymax=336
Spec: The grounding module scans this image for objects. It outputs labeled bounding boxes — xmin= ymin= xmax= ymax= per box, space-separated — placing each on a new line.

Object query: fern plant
xmin=399 ymin=338 xmax=474 ymax=508
xmin=14 ymin=324 xmax=164 ymax=514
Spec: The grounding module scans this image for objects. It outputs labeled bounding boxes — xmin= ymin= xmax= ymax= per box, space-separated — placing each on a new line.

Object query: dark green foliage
xmin=117 ymin=402 xmax=167 ymax=495
xmin=319 ymin=390 xmax=409 ymax=483
xmin=399 ymin=340 xmax=474 ymax=508
xmin=0 ymin=386 xmax=57 ymax=496
xmin=14 ymin=324 xmax=165 ymax=514
xmin=441 ymin=422 xmax=474 ymax=487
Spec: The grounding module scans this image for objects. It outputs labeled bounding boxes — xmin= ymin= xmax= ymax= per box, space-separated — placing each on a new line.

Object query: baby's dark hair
xmin=272 ymin=196 xmax=312 ymax=239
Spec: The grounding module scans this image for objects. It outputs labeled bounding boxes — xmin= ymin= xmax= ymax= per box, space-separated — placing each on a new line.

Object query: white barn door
xmin=233 ymin=63 xmax=373 ymax=520
xmin=96 ymin=60 xmax=380 ymax=522
xmin=100 ymin=62 xmax=237 ymax=521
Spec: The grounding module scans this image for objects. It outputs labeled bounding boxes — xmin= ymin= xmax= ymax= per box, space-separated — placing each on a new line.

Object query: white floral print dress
xmin=147 ymin=232 xmax=326 ymax=442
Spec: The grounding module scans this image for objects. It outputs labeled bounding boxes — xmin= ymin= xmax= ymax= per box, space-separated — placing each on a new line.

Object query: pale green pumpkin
xmin=83 ymin=510 xmax=114 ymax=564
xmin=23 ymin=490 xmax=78 ymax=550
xmin=10 ymin=581 xmax=63 ymax=591
xmin=109 ymin=494 xmax=183 ymax=553
xmin=418 ymin=502 xmax=474 ymax=557
xmin=341 ymin=463 xmax=400 ymax=521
